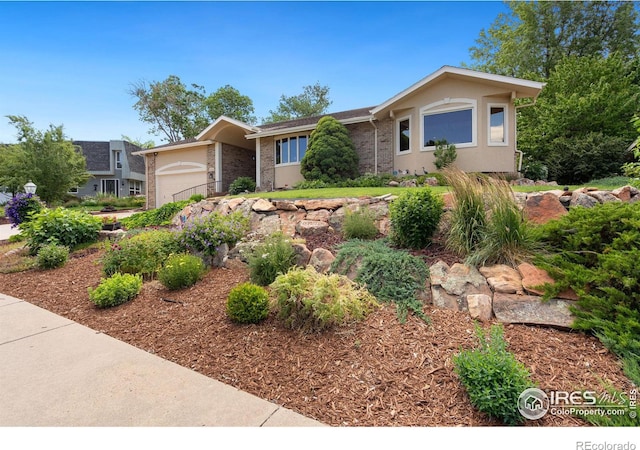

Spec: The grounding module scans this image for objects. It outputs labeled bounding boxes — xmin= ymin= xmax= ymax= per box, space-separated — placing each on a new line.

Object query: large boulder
xmin=524 ymin=192 xmax=568 ymax=224
xmin=429 ymin=261 xmax=492 ymax=311
xmin=517 ymin=263 xmax=578 ymax=301
xmin=479 ymin=265 xmax=523 ymax=294
xmin=308 ymin=248 xmax=335 ymax=273
xmin=492 ymin=293 xmax=576 ymax=329
xmin=295 ymin=220 xmax=330 ymax=237
xmin=467 ymin=294 xmax=493 ymax=322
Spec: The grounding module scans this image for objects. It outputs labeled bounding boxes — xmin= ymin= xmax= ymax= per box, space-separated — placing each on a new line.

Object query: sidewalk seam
xmin=0 ymin=322 xmax=76 ymax=346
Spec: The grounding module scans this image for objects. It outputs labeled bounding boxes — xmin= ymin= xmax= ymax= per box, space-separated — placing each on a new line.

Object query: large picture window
xmin=421 ymin=99 xmax=476 ymax=150
xmin=275 ymin=135 xmax=308 ymax=165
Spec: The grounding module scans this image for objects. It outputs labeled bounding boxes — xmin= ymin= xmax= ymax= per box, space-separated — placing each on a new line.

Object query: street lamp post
xmin=24 ymin=180 xmax=37 ymax=195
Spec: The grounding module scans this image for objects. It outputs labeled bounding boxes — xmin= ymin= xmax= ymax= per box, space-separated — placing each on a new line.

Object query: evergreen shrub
xmin=88 ymin=273 xmax=143 ymax=308
xmin=389 ymin=188 xmax=443 ymax=249
xmin=226 ymin=282 xmax=270 ymax=324
xmin=229 ymin=177 xmax=256 ymax=195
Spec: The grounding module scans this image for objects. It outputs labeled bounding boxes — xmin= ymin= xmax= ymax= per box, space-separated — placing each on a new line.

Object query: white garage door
xmin=156 ymin=162 xmax=207 ymax=207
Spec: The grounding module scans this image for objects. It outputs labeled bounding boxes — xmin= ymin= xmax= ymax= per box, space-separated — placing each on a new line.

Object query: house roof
xmin=133 ymin=137 xmax=213 ymax=156
xmin=371 ymin=65 xmax=545 ymax=117
xmin=74 ymin=141 xmax=110 ymax=172
xmin=124 ymin=141 xmax=146 ymax=174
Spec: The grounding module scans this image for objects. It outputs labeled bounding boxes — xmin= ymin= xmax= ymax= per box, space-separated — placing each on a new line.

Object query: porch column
xmin=215 ymin=142 xmax=222 ymax=192
xmin=255 ymin=139 xmax=261 ymax=189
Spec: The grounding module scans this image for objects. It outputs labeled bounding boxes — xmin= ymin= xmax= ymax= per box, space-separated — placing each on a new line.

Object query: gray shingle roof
xmin=74 ymin=141 xmax=110 ymax=172
xmin=124 ymin=141 xmax=145 ymax=174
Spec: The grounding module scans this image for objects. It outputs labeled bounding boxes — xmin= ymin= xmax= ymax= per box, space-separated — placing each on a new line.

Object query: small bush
xmin=453 ymin=324 xmax=534 ymax=425
xmin=158 ymin=253 xmax=206 ymax=290
xmin=229 ymin=177 xmax=256 ymax=195
xmin=101 ymin=229 xmax=181 ymax=279
xmin=178 ymin=211 xmax=249 ymax=262
xmin=120 ymin=200 xmax=188 ymax=229
xmin=189 ymin=194 xmax=205 ymax=203
xmin=331 ymin=239 xmax=429 ymax=323
xmin=342 ymin=207 xmax=378 ymax=240
xmin=88 ymin=273 xmax=143 ymax=308
xmin=270 ymin=266 xmax=378 ymax=332
xmin=226 ymin=282 xmax=270 ymax=324
xmin=36 ymin=243 xmax=69 ymax=269
xmin=433 ymin=140 xmax=457 ymax=170
xmin=247 ymin=232 xmax=297 ymax=286
xmin=20 ymin=207 xmax=101 ymax=254
xmin=4 ymin=193 xmax=43 ymax=228
xmin=521 ymin=158 xmax=548 ymax=181
xmin=389 ymin=188 xmax=444 ymax=249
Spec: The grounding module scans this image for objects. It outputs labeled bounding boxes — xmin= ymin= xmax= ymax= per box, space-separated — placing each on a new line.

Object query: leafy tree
xmin=129 ymin=75 xmax=209 ymax=142
xmin=121 ymin=135 xmax=155 ymax=149
xmin=300 ymin=116 xmax=358 ymax=183
xmin=204 ymin=85 xmax=256 ymax=125
xmin=469 ymin=1 xmax=639 ymax=79
xmin=0 ymin=116 xmax=91 ymax=204
xmin=129 ymin=76 xmax=256 ymax=142
xmin=518 ymin=54 xmax=639 ymax=183
xmin=263 ymin=82 xmax=332 ymax=123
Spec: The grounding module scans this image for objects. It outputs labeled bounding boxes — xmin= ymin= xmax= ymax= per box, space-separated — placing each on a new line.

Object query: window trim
xmin=396 ymin=115 xmax=412 ymax=155
xmin=129 ymin=180 xmax=142 ymax=196
xmin=487 ymin=103 xmax=508 ymax=147
xmin=274 ymin=134 xmax=309 ymax=167
xmin=101 ymin=178 xmax=120 ymax=197
xmin=115 ymin=151 xmax=122 ymax=169
xmin=420 ymin=98 xmax=477 ymax=151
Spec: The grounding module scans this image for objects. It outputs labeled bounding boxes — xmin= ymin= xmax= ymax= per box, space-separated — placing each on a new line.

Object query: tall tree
xmin=204 ymin=85 xmax=257 ymax=125
xmin=469 ymin=1 xmax=639 ymax=79
xmin=121 ymin=135 xmax=156 ymax=149
xmin=129 ymin=76 xmax=258 ymax=142
xmin=129 ymin=75 xmax=209 ymax=142
xmin=0 ymin=116 xmax=91 ymax=203
xmin=264 ymin=83 xmax=332 ymax=124
xmin=518 ymin=54 xmax=640 ymax=183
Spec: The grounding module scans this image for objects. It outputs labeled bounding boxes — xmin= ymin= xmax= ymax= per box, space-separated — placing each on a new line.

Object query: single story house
xmin=134 ymin=66 xmax=544 ymax=208
xmin=73 ymin=140 xmax=146 ymax=198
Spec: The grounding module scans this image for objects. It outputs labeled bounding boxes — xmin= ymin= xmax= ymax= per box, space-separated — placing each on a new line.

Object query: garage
xmin=155 ymin=161 xmax=207 ymax=207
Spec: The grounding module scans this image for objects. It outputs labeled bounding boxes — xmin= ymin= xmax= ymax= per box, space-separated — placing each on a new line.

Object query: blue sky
xmin=0 ymin=1 xmax=509 ymax=144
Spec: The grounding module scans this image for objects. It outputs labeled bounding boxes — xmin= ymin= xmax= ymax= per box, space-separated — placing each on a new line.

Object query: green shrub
xmin=247 ymin=232 xmax=297 ymax=286
xmin=293 ymin=179 xmax=330 ymax=190
xmin=88 ymin=273 xmax=143 ymax=308
xmin=533 ymin=201 xmax=640 ymax=385
xmin=301 ymin=116 xmax=359 ymax=184
xmin=178 ymin=211 xmax=248 ymax=263
xmin=270 ymin=266 xmax=378 ymax=332
xmin=189 ymin=194 xmax=205 ymax=202
xmin=226 ymin=282 xmax=270 ymax=324
xmin=331 ymin=239 xmax=428 ymax=323
xmin=101 ymin=229 xmax=181 ymax=279
xmin=453 ymin=324 xmax=534 ymax=426
xmin=521 ymin=158 xmax=549 ymax=181
xmin=229 ymin=177 xmax=256 ymax=195
xmin=389 ymin=188 xmax=443 ymax=249
xmin=342 ymin=207 xmax=378 ymax=240
xmin=158 ymin=253 xmax=206 ymax=290
xmin=433 ymin=140 xmax=457 ymax=170
xmin=120 ymin=200 xmax=188 ymax=229
xmin=36 ymin=243 xmax=69 ymax=269
xmin=20 ymin=207 xmax=101 ymax=254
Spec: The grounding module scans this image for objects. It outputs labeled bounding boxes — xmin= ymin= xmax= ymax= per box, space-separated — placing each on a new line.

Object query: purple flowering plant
xmin=178 ymin=211 xmax=249 ymax=258
xmin=5 ymin=193 xmax=43 ymax=228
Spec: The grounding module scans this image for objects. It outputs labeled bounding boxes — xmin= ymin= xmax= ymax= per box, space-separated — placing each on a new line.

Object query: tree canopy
xmin=469 ymin=1 xmax=639 ymax=79
xmin=263 ymin=83 xmax=332 ymax=124
xmin=0 ymin=116 xmax=90 ymax=203
xmin=129 ymin=75 xmax=257 ymax=142
xmin=300 ymin=116 xmax=359 ymax=183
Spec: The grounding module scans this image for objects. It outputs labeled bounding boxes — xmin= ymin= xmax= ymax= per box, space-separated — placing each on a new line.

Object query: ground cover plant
xmin=158 ymin=253 xmax=206 ymax=290
xmin=246 ymin=232 xmax=297 ymax=286
xmin=533 ymin=201 xmax=640 ymax=386
xmin=36 ymin=243 xmax=69 ymax=269
xmin=331 ymin=239 xmax=429 ymax=323
xmin=88 ymin=273 xmax=143 ymax=308
xmin=178 ymin=211 xmax=248 ymax=264
xmin=120 ymin=200 xmax=188 ymax=228
xmin=342 ymin=206 xmax=378 ymax=240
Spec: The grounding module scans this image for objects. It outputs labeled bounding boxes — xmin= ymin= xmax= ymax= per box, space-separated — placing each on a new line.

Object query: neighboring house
xmin=134 ymin=66 xmax=544 ymax=208
xmin=73 ymin=140 xmax=146 ymax=198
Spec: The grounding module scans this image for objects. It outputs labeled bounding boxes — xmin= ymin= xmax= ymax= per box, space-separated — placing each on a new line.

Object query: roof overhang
xmin=132 ymin=139 xmax=213 ymax=156
xmin=196 ymin=115 xmax=260 ymax=140
xmin=245 ymin=115 xmax=373 ymax=140
xmin=371 ymin=65 xmax=545 ymax=118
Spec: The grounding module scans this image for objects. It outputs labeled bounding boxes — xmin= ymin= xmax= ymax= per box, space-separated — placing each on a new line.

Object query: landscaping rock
xmin=467 ymin=294 xmax=493 ymax=321
xmin=273 ymin=200 xmax=298 ymax=211
xmin=308 ymin=248 xmax=335 ymax=273
xmin=388 ymin=180 xmax=399 ymax=187
xmin=570 ymin=192 xmax=598 ymax=208
xmin=492 ymin=293 xmax=576 ymax=329
xmin=423 ymin=177 xmax=439 ymax=186
xmin=429 ymin=261 xmax=491 ymax=311
xmin=524 ymin=192 xmax=568 ymax=224
xmin=279 ymin=210 xmax=307 ymax=237
xmin=587 ymin=191 xmax=621 ymax=204
xmin=295 ymin=220 xmax=330 ymax=237
xmin=227 ymin=197 xmax=246 ymax=211
xmin=611 ymin=185 xmax=633 ymax=202
xmin=292 ymin=242 xmax=312 ymax=267
xmin=399 ymin=179 xmax=417 ymax=187
xmin=252 ymin=198 xmax=276 ymax=212
xmin=479 ymin=265 xmax=523 ymax=294
xmin=253 ymin=214 xmax=281 ymax=237
xmin=294 ymin=199 xmax=346 ymax=211
xmin=306 ymin=209 xmax=331 ymax=222
xmin=517 ymin=262 xmax=579 ymax=300
xmin=212 ymin=243 xmax=229 ymax=267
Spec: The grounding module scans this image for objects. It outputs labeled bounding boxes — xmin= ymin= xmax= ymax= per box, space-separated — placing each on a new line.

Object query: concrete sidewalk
xmin=0 ymin=293 xmax=325 ymax=427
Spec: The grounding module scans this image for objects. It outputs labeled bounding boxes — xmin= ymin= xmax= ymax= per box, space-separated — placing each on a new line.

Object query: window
xmin=397 ymin=117 xmax=411 ymax=153
xmin=275 ymin=135 xmax=308 ymax=165
xmin=101 ymin=179 xmax=119 ymax=197
xmin=68 ymin=186 xmax=79 ymax=194
xmin=129 ymin=180 xmax=142 ymax=196
xmin=488 ymin=104 xmax=507 ymax=145
xmin=115 ymin=151 xmax=122 ymax=169
xmin=421 ymin=99 xmax=476 ymax=150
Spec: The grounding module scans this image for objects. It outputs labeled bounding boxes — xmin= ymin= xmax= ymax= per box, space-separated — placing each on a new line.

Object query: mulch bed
xmin=0 ymin=237 xmax=633 ymax=427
